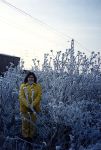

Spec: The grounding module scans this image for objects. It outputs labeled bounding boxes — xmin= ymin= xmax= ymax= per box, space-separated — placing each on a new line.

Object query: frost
xmin=0 ymin=47 xmax=101 ymax=149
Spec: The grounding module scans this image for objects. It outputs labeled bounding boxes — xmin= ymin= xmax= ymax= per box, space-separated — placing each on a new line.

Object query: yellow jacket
xmin=19 ymin=83 xmax=42 ymax=113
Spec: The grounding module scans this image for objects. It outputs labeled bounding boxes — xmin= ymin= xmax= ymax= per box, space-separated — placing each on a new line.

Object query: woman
xmin=19 ymin=72 xmax=42 ymax=141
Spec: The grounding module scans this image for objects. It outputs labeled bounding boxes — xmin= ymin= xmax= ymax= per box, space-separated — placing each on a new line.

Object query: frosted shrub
xmin=33 ymin=49 xmax=101 ymax=149
xmin=0 ymin=46 xmax=101 ymax=149
xmin=0 ymin=62 xmax=24 ymax=136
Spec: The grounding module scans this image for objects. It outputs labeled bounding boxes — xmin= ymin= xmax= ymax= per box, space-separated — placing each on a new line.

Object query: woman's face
xmin=28 ymin=75 xmax=34 ymax=85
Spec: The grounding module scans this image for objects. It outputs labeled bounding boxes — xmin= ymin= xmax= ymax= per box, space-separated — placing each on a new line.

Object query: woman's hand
xmin=28 ymin=103 xmax=36 ymax=114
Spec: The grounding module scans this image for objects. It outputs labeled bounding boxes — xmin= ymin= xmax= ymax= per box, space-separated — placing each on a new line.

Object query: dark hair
xmin=24 ymin=72 xmax=37 ymax=83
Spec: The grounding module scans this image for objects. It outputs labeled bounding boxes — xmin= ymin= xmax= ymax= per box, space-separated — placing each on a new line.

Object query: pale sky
xmin=0 ymin=0 xmax=101 ymax=69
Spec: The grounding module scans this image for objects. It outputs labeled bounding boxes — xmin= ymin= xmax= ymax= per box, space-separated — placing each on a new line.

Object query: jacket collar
xmin=25 ymin=83 xmax=36 ymax=87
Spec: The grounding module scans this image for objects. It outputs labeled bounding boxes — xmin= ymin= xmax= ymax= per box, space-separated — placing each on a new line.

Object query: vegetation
xmin=0 ymin=47 xmax=101 ymax=150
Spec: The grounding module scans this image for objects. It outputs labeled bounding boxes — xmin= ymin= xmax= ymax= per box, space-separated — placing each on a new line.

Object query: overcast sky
xmin=0 ymin=0 xmax=101 ymax=68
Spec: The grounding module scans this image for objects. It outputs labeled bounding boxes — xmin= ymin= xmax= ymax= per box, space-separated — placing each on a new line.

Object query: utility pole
xmin=71 ymin=39 xmax=74 ymax=51
xmin=70 ymin=39 xmax=75 ymax=75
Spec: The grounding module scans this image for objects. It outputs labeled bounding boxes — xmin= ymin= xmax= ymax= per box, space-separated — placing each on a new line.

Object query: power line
xmin=0 ymin=0 xmax=72 ymax=40
xmin=0 ymin=0 xmax=93 ymax=54
xmin=0 ymin=15 xmax=67 ymax=48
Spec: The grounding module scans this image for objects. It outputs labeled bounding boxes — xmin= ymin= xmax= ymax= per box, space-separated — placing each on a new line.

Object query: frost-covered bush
xmin=0 ymin=62 xmax=24 ymax=136
xmin=0 ymin=47 xmax=101 ymax=149
xmin=32 ymin=49 xmax=101 ymax=149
